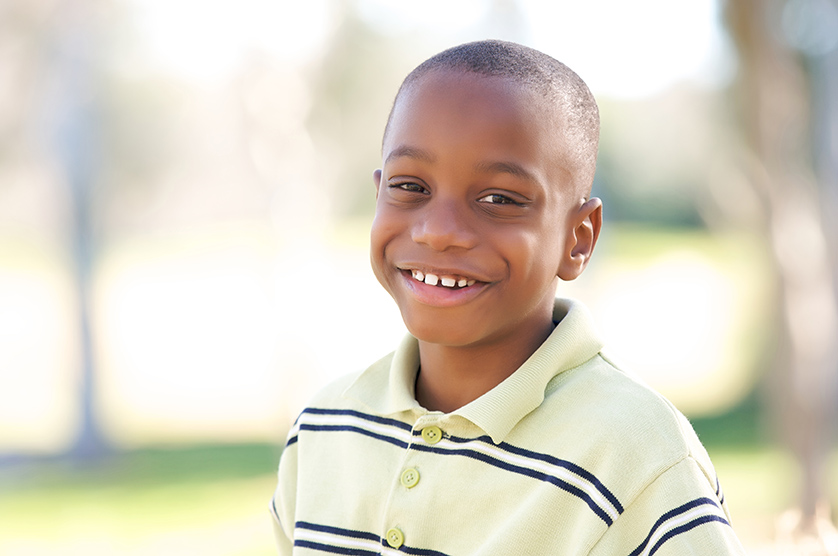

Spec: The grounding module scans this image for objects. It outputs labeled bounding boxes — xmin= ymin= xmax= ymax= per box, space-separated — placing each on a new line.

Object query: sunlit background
xmin=1 ymin=0 xmax=837 ymax=554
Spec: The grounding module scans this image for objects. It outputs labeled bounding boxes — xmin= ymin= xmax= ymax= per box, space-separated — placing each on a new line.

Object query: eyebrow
xmin=475 ymin=160 xmax=539 ymax=183
xmin=384 ymin=145 xmax=436 ymax=166
xmin=384 ymin=147 xmax=540 ymax=184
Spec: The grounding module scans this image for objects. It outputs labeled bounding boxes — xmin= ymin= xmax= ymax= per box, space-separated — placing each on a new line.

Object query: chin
xmin=402 ymin=315 xmax=484 ymax=348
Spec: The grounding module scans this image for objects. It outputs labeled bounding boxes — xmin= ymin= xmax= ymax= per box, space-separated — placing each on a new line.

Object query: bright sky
xmin=522 ymin=0 xmax=731 ymax=96
xmin=128 ymin=0 xmax=334 ymax=79
xmin=130 ymin=0 xmax=731 ymax=98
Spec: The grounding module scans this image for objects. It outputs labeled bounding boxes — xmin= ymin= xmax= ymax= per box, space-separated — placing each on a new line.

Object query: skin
xmin=370 ymin=70 xmax=602 ymax=413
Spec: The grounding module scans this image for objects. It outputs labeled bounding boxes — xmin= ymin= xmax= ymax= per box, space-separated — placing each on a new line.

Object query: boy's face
xmin=370 ymin=70 xmax=600 ymax=349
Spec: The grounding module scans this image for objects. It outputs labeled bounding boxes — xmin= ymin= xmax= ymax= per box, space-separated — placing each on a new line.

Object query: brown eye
xmin=477 ymin=193 xmax=521 ymax=205
xmin=391 ymin=182 xmax=427 ymax=194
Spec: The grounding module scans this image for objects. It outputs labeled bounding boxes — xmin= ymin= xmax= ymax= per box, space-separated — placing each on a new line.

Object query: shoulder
xmin=301 ymin=350 xmax=396 ymax=410
xmin=520 ymin=352 xmax=717 ymax=502
xmin=304 ymin=371 xmax=366 ymax=409
xmin=540 ymin=351 xmax=692 ymax=443
xmin=285 ymin=347 xmax=406 ymax=438
xmin=530 ymin=354 xmax=744 ymax=554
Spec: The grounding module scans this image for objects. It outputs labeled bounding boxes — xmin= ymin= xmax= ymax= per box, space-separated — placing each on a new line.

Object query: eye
xmin=477 ymin=193 xmax=523 ymax=206
xmin=389 ymin=182 xmax=428 ymax=194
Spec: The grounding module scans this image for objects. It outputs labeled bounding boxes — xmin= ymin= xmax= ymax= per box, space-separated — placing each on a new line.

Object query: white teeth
xmin=410 ymin=269 xmax=477 ymax=288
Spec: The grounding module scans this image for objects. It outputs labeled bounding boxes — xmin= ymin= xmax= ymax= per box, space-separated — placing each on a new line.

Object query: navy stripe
xmin=295 ymin=539 xmax=378 ymax=556
xmin=413 ymin=443 xmax=613 ymax=525
xmin=285 ymin=434 xmax=299 ymax=448
xmin=304 ymin=407 xmax=617 ymax=515
xmin=270 ymin=496 xmax=280 ymax=522
xmin=648 ymin=515 xmax=730 ymax=556
xmin=498 ymin=440 xmax=622 ymax=513
xmin=304 ymin=407 xmax=413 ymax=431
xmin=441 ymin=432 xmax=622 ymax=513
xmin=298 ymin=424 xmax=409 ymax=449
xmin=392 ymin=542 xmax=452 ymax=556
xmin=296 ymin=521 xmax=381 ymax=542
xmin=296 ymin=521 xmax=452 ymax=556
xmin=628 ymin=498 xmax=725 ymax=556
xmin=296 ymin=407 xmax=618 ymax=525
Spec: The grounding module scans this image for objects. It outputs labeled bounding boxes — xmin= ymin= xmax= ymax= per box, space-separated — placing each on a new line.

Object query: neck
xmin=414 ymin=319 xmax=555 ymax=413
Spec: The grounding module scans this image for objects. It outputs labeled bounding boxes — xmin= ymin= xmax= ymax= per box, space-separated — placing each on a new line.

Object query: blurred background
xmin=1 ymin=0 xmax=837 ymax=554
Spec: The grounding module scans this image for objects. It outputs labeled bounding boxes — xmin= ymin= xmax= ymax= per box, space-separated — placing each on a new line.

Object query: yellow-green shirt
xmin=271 ymin=298 xmax=746 ymax=555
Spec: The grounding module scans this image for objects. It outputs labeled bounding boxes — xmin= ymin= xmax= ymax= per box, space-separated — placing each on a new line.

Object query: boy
xmin=271 ymin=40 xmax=745 ymax=555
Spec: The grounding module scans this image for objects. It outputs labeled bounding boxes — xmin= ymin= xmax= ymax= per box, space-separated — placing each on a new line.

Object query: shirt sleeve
xmin=270 ymin=492 xmax=293 ymax=555
xmin=270 ymin=429 xmax=299 ymax=555
xmin=587 ymin=456 xmax=746 ymax=556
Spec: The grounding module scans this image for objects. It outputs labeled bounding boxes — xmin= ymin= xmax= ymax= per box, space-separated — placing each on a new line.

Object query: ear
xmin=373 ymin=169 xmax=382 ymax=198
xmin=558 ymin=197 xmax=602 ymax=281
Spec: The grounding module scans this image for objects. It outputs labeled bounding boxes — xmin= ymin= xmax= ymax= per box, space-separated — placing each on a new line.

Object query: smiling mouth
xmin=409 ymin=269 xmax=477 ymax=289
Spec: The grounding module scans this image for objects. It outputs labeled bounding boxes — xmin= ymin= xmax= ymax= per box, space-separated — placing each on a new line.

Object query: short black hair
xmin=383 ymin=40 xmax=600 ymax=194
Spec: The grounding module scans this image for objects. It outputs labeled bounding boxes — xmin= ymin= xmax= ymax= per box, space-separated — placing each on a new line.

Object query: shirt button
xmin=422 ymin=425 xmax=442 ymax=444
xmin=400 ymin=467 xmax=420 ymax=488
xmin=386 ymin=527 xmax=404 ymax=549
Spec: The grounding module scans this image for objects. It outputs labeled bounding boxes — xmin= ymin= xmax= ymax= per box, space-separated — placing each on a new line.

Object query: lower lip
xmin=399 ymin=270 xmax=488 ymax=307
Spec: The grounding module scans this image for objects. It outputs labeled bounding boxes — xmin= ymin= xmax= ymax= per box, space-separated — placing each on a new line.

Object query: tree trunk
xmin=47 ymin=0 xmax=108 ymax=459
xmin=725 ymin=0 xmax=838 ymax=548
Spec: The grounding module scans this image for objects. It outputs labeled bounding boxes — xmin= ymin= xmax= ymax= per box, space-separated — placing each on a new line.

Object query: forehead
xmin=388 ymin=70 xmax=554 ymax=141
xmin=384 ymin=70 xmax=568 ymax=184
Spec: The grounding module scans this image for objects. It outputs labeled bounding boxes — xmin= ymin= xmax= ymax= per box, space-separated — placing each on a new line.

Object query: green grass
xmin=0 ymin=444 xmax=282 ymax=556
xmin=2 ymin=441 xmax=835 ymax=554
xmin=2 ymin=443 xmax=281 ymax=488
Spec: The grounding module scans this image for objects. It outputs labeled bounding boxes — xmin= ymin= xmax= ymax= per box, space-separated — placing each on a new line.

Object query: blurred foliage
xmin=1 ymin=444 xmax=281 ymax=493
xmin=595 ymin=87 xmax=738 ymax=228
xmin=692 ymin=388 xmax=770 ymax=449
xmin=304 ymin=8 xmax=393 ymax=218
xmin=99 ymin=78 xmax=181 ymax=188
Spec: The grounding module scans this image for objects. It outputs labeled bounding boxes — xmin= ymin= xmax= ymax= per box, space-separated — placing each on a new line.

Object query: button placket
xmin=387 ymin=422 xmax=440 ymax=553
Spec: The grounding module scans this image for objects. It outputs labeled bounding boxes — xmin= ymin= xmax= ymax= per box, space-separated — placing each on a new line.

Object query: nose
xmin=411 ymin=199 xmax=478 ymax=251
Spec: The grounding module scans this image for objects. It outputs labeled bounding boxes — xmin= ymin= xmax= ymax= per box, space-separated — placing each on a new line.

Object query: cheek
xmin=369 ymin=218 xmax=387 ymax=270
xmin=368 ymin=227 xmax=390 ymax=292
xmin=369 ymin=209 xmax=403 ymax=277
xmin=512 ymin=227 xmax=565 ymax=279
xmin=370 ymin=209 xmax=395 ymax=251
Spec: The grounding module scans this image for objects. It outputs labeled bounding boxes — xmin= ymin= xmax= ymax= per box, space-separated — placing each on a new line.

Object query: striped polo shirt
xmin=271 ymin=298 xmax=745 ymax=555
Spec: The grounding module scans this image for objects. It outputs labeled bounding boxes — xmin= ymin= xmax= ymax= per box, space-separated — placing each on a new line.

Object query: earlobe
xmin=558 ymin=198 xmax=603 ymax=281
xmin=373 ymin=169 xmax=382 ymax=198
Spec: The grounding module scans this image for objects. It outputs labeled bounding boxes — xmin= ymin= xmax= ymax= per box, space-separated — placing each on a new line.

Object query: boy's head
xmin=384 ymin=40 xmax=599 ymax=196
xmin=370 ymin=40 xmax=602 ymax=349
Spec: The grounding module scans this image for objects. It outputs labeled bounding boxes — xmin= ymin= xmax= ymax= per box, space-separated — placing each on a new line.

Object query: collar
xmin=343 ymin=298 xmax=604 ymax=444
